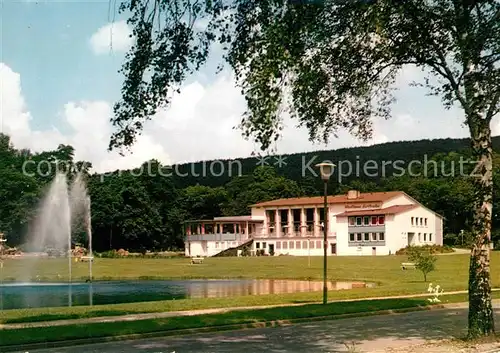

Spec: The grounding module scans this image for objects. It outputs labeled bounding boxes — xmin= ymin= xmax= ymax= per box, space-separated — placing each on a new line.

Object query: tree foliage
xmin=110 ymin=0 xmax=499 ymax=152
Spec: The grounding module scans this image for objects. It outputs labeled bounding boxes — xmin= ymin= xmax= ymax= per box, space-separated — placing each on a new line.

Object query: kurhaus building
xmin=184 ymin=190 xmax=444 ymax=257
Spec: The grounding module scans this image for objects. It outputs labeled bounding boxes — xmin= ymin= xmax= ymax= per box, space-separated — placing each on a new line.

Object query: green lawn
xmin=0 ymin=294 xmax=484 ymax=348
xmin=1 ymin=252 xmax=499 ymax=324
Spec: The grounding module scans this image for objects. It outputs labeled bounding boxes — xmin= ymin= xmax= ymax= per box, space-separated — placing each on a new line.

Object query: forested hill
xmin=169 ymin=136 xmax=500 ymax=189
xmin=2 ymin=132 xmax=500 ymax=252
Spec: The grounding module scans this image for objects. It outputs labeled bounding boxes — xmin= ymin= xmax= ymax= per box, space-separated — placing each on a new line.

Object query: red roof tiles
xmin=250 ymin=191 xmax=404 ymax=208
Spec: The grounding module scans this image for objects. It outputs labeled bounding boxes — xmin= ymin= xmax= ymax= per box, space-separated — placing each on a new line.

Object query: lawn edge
xmin=0 ymin=303 xmax=448 ymax=352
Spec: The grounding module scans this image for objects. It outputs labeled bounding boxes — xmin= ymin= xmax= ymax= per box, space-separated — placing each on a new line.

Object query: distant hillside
xmin=170 ymin=136 xmax=500 ymax=188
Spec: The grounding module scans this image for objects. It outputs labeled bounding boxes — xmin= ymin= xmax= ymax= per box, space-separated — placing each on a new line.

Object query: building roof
xmin=250 ymin=191 xmax=404 ymax=208
xmin=184 ymin=216 xmax=264 ymax=224
xmin=335 ymin=204 xmax=419 ymax=217
xmin=213 ymin=216 xmax=264 ymax=222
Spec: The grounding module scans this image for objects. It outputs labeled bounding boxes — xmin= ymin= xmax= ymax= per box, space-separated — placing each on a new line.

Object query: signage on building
xmin=345 ymin=203 xmax=382 ymax=209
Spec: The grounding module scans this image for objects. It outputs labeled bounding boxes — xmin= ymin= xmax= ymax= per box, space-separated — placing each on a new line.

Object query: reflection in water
xmin=0 ymin=279 xmax=375 ymax=310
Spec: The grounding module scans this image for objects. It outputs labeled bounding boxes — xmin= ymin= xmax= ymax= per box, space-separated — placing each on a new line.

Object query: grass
xmin=1 ymin=252 xmax=499 ymax=324
xmin=0 ymin=294 xmax=479 ymax=348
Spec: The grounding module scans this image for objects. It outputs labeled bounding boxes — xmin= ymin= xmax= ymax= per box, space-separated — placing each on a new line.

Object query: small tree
xmin=408 ymin=247 xmax=437 ymax=282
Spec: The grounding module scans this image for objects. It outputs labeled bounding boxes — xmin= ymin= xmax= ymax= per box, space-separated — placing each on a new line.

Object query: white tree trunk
xmin=467 ymin=118 xmax=495 ymax=338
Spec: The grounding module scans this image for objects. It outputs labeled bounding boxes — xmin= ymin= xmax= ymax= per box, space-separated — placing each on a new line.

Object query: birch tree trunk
xmin=467 ymin=118 xmax=495 ymax=338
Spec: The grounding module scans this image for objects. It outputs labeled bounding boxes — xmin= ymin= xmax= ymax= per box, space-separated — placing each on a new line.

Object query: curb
xmin=0 ymin=303 xmax=448 ymax=352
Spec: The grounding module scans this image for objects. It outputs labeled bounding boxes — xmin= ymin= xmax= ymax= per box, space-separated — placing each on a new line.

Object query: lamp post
xmin=0 ymin=232 xmax=6 ymax=310
xmin=315 ymin=162 xmax=335 ymax=305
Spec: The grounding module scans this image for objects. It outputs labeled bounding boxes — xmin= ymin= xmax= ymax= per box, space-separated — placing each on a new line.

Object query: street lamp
xmin=0 ymin=232 xmax=6 ymax=310
xmin=315 ymin=162 xmax=335 ymax=305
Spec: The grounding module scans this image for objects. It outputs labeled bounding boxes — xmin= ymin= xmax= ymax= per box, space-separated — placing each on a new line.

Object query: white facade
xmin=184 ymin=190 xmax=444 ymax=257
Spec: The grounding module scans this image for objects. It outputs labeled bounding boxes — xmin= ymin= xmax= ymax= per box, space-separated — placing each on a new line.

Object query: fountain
xmin=19 ymin=171 xmax=93 ymax=306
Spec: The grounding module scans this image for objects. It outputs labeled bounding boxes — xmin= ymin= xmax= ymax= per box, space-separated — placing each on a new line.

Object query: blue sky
xmin=0 ymin=1 xmax=481 ymax=172
xmin=2 ymin=1 xmax=126 ymax=131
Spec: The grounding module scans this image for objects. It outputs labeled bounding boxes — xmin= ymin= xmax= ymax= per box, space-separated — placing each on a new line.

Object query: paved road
xmin=19 ymin=303 xmax=500 ymax=353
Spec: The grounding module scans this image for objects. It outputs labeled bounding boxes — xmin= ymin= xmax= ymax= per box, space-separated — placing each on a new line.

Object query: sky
xmin=0 ymin=1 xmax=496 ymax=173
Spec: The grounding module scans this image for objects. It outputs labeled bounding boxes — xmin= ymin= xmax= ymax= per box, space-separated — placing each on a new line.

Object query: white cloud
xmin=0 ymin=63 xmax=171 ymax=173
xmin=89 ymin=20 xmax=133 ymax=55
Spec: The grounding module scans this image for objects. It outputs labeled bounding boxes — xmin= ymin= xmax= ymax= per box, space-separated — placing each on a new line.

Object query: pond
xmin=0 ymin=279 xmax=376 ymax=310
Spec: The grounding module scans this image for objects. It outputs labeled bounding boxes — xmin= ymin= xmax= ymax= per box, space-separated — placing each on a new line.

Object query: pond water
xmin=0 ymin=279 xmax=375 ymax=310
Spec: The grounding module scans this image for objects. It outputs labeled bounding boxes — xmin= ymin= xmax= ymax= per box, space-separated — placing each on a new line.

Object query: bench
xmin=80 ymin=256 xmax=94 ymax=262
xmin=191 ymin=257 xmax=204 ymax=264
xmin=401 ymin=262 xmax=416 ymax=270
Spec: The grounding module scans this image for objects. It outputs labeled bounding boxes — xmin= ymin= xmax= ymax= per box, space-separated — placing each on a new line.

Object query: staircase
xmin=213 ymin=239 xmax=254 ymax=257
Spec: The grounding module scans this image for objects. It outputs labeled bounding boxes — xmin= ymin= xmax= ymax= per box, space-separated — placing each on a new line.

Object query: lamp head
xmin=315 ymin=162 xmax=335 ymax=181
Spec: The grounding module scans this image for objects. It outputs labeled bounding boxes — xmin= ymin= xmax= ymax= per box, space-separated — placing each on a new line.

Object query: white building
xmin=184 ymin=190 xmax=444 ymax=257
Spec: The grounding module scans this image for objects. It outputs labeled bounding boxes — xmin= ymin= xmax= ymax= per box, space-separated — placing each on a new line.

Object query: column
xmin=301 ymin=208 xmax=306 ymax=237
xmin=275 ymin=209 xmax=280 ymax=237
xmin=314 ymin=208 xmax=320 ymax=237
xmin=197 ymin=224 xmax=201 ymax=235
xmin=288 ymin=208 xmax=293 ymax=236
xmin=246 ymin=222 xmax=249 ymax=239
xmin=201 ymin=223 xmax=205 ymax=234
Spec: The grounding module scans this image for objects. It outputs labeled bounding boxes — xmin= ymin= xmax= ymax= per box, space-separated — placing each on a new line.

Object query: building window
xmin=303 ymin=241 xmax=308 ymax=248
xmin=349 ymin=233 xmax=355 ymax=242
xmin=296 ymin=241 xmax=301 ymax=249
xmin=429 ymin=233 xmax=432 ymax=241
xmin=283 ymin=241 xmax=288 ymax=249
xmin=363 ymin=216 xmax=370 ymax=226
xmin=425 ymin=218 xmax=428 ymax=226
xmin=256 ymin=242 xmax=260 ymax=248
xmin=379 ymin=232 xmax=385 ymax=241
xmin=364 ymin=233 xmax=369 ymax=241
xmin=349 ymin=217 xmax=355 ymax=225
xmin=371 ymin=216 xmax=378 ymax=225
xmin=420 ymin=217 xmax=423 ymax=225
xmin=378 ymin=216 xmax=385 ymax=225
xmin=309 ymin=241 xmax=315 ymax=249
xmin=316 ymin=240 xmax=322 ymax=249
xmin=418 ymin=233 xmax=421 ymax=242
xmin=371 ymin=232 xmax=377 ymax=241
xmin=356 ymin=217 xmax=362 ymax=226
xmin=356 ymin=233 xmax=362 ymax=241
xmin=411 ymin=217 xmax=414 ymax=225
xmin=263 ymin=242 xmax=267 ymax=249
xmin=289 ymin=241 xmax=294 ymax=249
xmin=276 ymin=242 xmax=281 ymax=249
xmin=216 ymin=242 xmax=219 ymax=248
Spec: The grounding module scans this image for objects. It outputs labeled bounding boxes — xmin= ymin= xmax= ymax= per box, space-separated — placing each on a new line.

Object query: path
xmin=4 ymin=290 xmax=499 ymax=329
xmin=14 ymin=303 xmax=500 ymax=352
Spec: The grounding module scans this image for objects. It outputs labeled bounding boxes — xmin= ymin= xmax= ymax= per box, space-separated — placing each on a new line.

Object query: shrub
xmin=97 ymin=250 xmax=122 ymax=258
xmin=395 ymin=244 xmax=454 ymax=255
xmin=241 ymin=246 xmax=250 ymax=257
